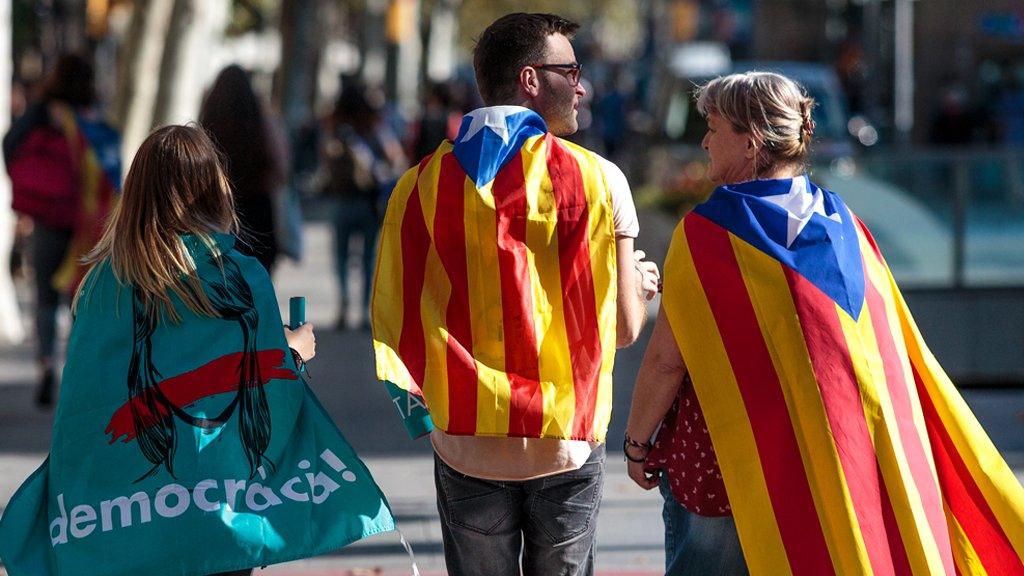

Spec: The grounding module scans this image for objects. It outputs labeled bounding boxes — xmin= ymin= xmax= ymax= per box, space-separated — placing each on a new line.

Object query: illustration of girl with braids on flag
xmin=0 ymin=126 xmax=396 ymax=576
xmin=623 ymin=72 xmax=1024 ymax=576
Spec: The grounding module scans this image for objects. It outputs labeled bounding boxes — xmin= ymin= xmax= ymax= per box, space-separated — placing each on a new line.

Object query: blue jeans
xmin=660 ymin=475 xmax=748 ymax=576
xmin=434 ymin=446 xmax=605 ymax=576
xmin=331 ymin=197 xmax=380 ymax=312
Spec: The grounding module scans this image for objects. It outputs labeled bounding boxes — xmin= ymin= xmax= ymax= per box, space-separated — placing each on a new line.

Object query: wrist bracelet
xmin=290 ymin=347 xmax=310 ymax=378
xmin=623 ymin=433 xmax=651 ymax=463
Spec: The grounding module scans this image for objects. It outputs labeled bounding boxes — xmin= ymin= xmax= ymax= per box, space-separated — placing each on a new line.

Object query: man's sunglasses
xmin=530 ymin=62 xmax=583 ymax=87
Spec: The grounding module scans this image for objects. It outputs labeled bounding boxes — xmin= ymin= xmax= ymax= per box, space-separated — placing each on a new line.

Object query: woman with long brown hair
xmin=199 ymin=65 xmax=287 ymax=272
xmin=0 ymin=125 xmax=397 ymax=576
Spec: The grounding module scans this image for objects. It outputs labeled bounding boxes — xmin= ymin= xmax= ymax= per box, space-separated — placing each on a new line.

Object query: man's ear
xmin=519 ymin=66 xmax=541 ymax=99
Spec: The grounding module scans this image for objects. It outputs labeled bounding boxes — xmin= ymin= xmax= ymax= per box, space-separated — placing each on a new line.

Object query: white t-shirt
xmin=432 ymin=153 xmax=639 ymax=481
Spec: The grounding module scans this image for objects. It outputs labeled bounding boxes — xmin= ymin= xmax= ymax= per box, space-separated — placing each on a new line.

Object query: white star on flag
xmin=761 ymin=176 xmax=842 ymax=248
xmin=459 ymin=106 xmax=527 ymax=145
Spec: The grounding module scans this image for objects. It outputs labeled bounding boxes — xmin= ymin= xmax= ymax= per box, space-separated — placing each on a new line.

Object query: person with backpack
xmin=2 ymin=54 xmax=120 ymax=407
xmin=321 ymin=84 xmax=407 ymax=330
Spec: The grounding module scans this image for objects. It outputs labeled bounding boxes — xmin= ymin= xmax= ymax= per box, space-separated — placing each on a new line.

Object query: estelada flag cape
xmin=0 ymin=234 xmax=395 ymax=576
xmin=372 ymin=106 xmax=618 ymax=442
xmin=662 ymin=175 xmax=1024 ymax=575
xmin=51 ymin=105 xmax=120 ymax=295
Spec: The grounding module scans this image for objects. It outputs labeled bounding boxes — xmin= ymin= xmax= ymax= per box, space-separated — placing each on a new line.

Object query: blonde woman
xmin=0 ymin=126 xmax=396 ymax=576
xmin=622 ymin=73 xmax=1024 ymax=576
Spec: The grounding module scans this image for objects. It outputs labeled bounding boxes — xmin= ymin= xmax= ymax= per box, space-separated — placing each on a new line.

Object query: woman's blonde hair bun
xmin=695 ymin=71 xmax=816 ymax=174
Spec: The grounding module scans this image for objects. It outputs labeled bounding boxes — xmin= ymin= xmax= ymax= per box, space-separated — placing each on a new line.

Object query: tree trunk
xmin=424 ymin=0 xmax=458 ymax=83
xmin=386 ymin=0 xmax=421 ymax=118
xmin=151 ymin=0 xmax=229 ymax=127
xmin=277 ymin=0 xmax=321 ymax=133
xmin=0 ymin=0 xmax=26 ymax=344
xmin=359 ymin=0 xmax=388 ymax=87
xmin=150 ymin=0 xmax=193 ymax=127
xmin=115 ymin=0 xmax=176 ymax=164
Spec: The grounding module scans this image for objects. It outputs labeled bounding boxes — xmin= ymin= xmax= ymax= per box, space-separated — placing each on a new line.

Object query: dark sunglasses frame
xmin=529 ymin=62 xmax=583 ymax=86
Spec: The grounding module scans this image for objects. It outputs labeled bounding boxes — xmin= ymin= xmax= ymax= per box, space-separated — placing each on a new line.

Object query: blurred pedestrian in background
xmin=321 ymin=83 xmax=406 ymax=330
xmin=2 ymin=54 xmax=120 ymax=407
xmin=410 ymin=81 xmax=462 ymax=162
xmin=199 ymin=64 xmax=289 ymax=273
xmin=595 ymin=73 xmax=628 ymax=160
xmin=624 ymin=71 xmax=1024 ymax=576
xmin=930 ymin=82 xmax=976 ymax=145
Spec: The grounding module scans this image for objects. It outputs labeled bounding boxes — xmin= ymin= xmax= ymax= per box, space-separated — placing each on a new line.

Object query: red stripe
xmin=877 ymin=460 xmax=916 ymax=576
xmin=785 ymin=266 xmax=903 ymax=576
xmin=685 ymin=214 xmax=835 ymax=575
xmin=492 ymin=152 xmax=542 ymax=437
xmin=434 ymin=153 xmax=477 ymax=434
xmin=855 ymin=215 xmax=886 ymax=264
xmin=397 ymin=159 xmax=433 ymax=398
xmin=862 ymin=250 xmax=956 ymax=574
xmin=547 ymin=137 xmax=602 ymax=439
xmin=915 ymin=367 xmax=1024 ymax=575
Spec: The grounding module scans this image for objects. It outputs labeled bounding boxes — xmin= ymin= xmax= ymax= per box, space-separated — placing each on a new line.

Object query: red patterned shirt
xmin=644 ymin=374 xmax=731 ymax=516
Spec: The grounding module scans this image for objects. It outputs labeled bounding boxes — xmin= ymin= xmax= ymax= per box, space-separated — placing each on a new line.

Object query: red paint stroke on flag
xmin=105 ymin=349 xmax=297 ymax=444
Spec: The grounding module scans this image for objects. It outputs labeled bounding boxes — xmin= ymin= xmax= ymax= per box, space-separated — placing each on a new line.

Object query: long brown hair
xmin=76 ymin=125 xmax=239 ymax=322
xmin=77 ymin=125 xmax=275 ymax=481
xmin=198 ymin=65 xmax=276 ymax=198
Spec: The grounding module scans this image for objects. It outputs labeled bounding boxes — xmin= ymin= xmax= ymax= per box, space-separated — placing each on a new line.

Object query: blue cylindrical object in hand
xmin=289 ymin=296 xmax=306 ymax=330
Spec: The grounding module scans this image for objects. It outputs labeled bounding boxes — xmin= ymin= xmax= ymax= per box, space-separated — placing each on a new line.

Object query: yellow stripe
xmin=662 ymin=223 xmax=792 ymax=575
xmin=52 ymin=115 xmax=98 ymax=293
xmin=840 ymin=296 xmax=950 ymax=575
xmin=561 ymin=138 xmax=616 ymax=441
xmin=855 ymin=231 xmax=951 ymax=575
xmin=416 ymin=150 xmax=451 ymax=429
xmin=463 ymin=168 xmax=511 ymax=436
xmin=890 ymin=267 xmax=1024 ymax=559
xmin=945 ymin=501 xmax=989 ymax=576
xmin=519 ymin=135 xmax=575 ymax=438
xmin=730 ymin=236 xmax=871 ymax=575
xmin=371 ymin=163 xmax=422 ymax=389
xmin=858 ymin=231 xmax=939 ymax=477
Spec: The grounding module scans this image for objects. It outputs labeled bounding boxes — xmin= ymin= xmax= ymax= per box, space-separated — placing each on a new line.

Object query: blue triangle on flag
xmin=451 ymin=106 xmax=547 ymax=188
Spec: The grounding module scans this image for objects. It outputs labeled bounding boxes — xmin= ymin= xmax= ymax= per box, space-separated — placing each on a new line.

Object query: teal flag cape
xmin=0 ymin=234 xmax=395 ymax=576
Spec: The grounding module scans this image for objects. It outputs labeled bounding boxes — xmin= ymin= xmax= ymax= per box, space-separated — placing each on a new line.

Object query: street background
xmin=3 ymin=0 xmax=1024 ymax=574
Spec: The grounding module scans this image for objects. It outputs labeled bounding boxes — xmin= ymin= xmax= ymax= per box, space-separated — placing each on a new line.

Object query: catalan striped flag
xmin=51 ymin=105 xmax=120 ymax=295
xmin=372 ymin=106 xmax=618 ymax=442
xmin=662 ymin=175 xmax=1024 ymax=575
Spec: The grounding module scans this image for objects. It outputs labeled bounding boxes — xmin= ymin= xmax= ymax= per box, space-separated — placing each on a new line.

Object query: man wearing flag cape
xmin=0 ymin=125 xmax=396 ymax=576
xmin=372 ymin=12 xmax=659 ymax=575
xmin=623 ymin=72 xmax=1024 ymax=575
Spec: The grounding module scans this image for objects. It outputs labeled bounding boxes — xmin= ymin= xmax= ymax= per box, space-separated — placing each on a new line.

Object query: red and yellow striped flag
xmin=51 ymin=104 xmax=119 ymax=295
xmin=372 ymin=107 xmax=618 ymax=442
xmin=663 ymin=176 xmax=1024 ymax=575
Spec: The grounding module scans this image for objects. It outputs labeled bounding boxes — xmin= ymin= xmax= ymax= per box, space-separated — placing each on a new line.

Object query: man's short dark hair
xmin=473 ymin=13 xmax=580 ymax=105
